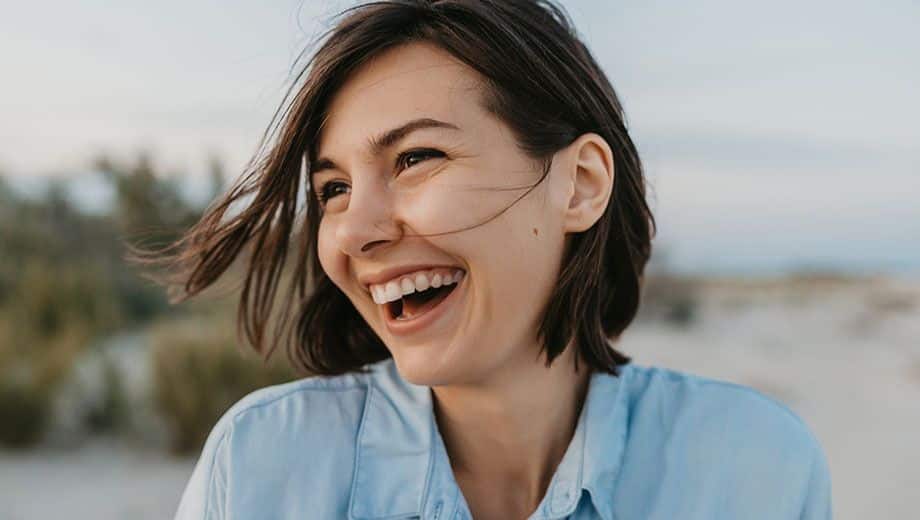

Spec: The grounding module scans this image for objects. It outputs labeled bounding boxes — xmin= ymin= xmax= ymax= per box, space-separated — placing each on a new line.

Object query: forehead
xmin=317 ymin=42 xmax=486 ymax=157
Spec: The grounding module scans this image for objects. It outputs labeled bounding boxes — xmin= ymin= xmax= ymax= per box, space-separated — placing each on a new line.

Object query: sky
xmin=1 ymin=0 xmax=917 ymax=276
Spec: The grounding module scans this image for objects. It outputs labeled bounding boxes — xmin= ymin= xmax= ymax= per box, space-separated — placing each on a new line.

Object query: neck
xmin=430 ymin=341 xmax=592 ymax=508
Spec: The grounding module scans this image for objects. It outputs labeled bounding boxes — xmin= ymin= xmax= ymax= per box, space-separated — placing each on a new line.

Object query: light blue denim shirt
xmin=174 ymin=358 xmax=832 ymax=519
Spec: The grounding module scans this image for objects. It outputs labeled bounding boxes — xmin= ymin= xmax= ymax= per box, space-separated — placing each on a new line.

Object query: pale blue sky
xmin=1 ymin=0 xmax=917 ymax=275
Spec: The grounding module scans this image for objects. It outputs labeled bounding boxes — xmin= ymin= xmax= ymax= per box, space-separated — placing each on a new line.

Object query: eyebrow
xmin=310 ymin=118 xmax=460 ymax=176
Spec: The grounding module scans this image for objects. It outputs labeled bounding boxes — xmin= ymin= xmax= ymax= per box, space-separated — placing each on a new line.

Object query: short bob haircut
xmin=132 ymin=0 xmax=656 ymax=377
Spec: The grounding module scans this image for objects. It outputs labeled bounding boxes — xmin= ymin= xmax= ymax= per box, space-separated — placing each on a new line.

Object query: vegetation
xmin=0 ymin=376 xmax=53 ymax=448
xmin=0 ymin=155 xmax=219 ymax=448
xmin=150 ymin=313 xmax=299 ymax=454
xmin=639 ymin=249 xmax=701 ymax=328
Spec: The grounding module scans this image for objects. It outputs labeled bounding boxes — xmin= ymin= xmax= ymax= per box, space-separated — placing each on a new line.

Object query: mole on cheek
xmin=532 ymin=227 xmax=539 ymax=236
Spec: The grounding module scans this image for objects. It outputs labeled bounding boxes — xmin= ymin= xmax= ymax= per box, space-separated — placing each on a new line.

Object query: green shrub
xmin=0 ymin=376 xmax=53 ymax=448
xmin=150 ymin=316 xmax=299 ymax=454
xmin=663 ymin=297 xmax=698 ymax=327
xmin=640 ymin=273 xmax=701 ymax=327
xmin=0 ymin=319 xmax=87 ymax=449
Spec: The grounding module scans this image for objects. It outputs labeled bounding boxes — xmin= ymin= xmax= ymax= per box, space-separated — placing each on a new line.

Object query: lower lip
xmin=382 ymin=274 xmax=466 ymax=336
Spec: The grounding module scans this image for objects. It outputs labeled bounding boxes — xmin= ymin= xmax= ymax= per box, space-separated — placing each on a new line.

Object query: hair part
xmin=128 ymin=0 xmax=656 ymax=377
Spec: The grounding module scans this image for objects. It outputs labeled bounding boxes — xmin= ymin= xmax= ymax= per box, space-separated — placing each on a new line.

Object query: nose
xmin=334 ymin=174 xmax=402 ymax=257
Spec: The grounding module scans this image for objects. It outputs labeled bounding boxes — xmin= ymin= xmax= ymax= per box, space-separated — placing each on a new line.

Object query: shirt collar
xmin=348 ymin=359 xmax=632 ymax=520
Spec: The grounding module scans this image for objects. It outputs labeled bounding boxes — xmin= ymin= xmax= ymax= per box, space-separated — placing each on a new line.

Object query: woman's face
xmin=313 ymin=42 xmax=580 ymax=387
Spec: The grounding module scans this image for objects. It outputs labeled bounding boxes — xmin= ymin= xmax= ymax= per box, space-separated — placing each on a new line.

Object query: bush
xmin=639 ymin=273 xmax=701 ymax=327
xmin=0 ymin=318 xmax=88 ymax=449
xmin=0 ymin=376 xmax=53 ymax=448
xmin=150 ymin=316 xmax=299 ymax=454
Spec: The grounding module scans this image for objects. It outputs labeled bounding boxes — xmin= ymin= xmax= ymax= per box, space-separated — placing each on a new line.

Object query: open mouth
xmin=386 ymin=281 xmax=459 ymax=321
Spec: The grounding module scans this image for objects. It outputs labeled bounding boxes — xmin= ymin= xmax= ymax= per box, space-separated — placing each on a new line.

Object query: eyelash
xmin=316 ymin=148 xmax=446 ymax=205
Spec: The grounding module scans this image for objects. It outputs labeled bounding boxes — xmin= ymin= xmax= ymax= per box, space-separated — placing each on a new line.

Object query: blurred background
xmin=0 ymin=1 xmax=916 ymax=518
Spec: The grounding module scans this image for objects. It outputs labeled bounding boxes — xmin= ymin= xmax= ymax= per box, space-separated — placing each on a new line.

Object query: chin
xmin=389 ymin=347 xmax=456 ymax=388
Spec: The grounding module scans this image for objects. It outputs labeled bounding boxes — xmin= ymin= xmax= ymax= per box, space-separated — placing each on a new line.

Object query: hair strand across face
xmin=127 ymin=0 xmax=656 ymax=377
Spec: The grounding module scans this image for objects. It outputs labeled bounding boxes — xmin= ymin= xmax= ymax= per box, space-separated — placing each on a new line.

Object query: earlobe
xmin=564 ymin=133 xmax=615 ymax=233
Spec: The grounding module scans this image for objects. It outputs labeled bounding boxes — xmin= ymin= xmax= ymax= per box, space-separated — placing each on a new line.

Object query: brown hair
xmin=129 ymin=0 xmax=656 ymax=377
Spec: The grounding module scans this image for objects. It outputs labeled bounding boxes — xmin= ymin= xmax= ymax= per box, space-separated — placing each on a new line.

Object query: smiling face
xmin=312 ymin=42 xmax=582 ymax=387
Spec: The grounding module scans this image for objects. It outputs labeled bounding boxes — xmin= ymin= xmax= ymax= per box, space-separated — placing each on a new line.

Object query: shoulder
xmin=623 ymin=363 xmax=822 ymax=455
xmin=174 ymin=361 xmax=394 ymax=519
xmin=616 ymin=364 xmax=831 ymax=516
xmin=208 ymin=362 xmax=401 ymax=455
xmin=219 ymin=367 xmax=370 ymax=430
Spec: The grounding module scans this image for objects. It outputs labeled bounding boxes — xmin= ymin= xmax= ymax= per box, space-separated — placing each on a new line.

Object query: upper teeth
xmin=370 ymin=268 xmax=465 ymax=305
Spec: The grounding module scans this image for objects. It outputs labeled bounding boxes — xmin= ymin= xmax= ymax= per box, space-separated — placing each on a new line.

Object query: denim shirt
xmin=174 ymin=358 xmax=832 ymax=519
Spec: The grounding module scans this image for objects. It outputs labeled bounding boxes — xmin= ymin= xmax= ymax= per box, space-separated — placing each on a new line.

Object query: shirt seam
xmin=582 ymin=363 xmax=632 ymax=520
xmin=226 ymin=382 xmax=365 ymax=424
xmin=419 ymin=411 xmax=438 ymax=518
xmin=348 ymin=380 xmax=376 ymax=520
xmin=798 ymin=443 xmax=818 ymax=520
xmin=202 ymin=422 xmax=232 ymax=520
xmin=211 ymin=381 xmax=367 ymax=518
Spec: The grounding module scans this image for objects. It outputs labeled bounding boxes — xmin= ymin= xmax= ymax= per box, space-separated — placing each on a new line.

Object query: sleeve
xmin=798 ymin=436 xmax=833 ymax=520
xmin=173 ymin=418 xmax=233 ymax=520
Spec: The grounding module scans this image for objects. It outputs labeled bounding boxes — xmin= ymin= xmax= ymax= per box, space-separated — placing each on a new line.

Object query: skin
xmin=313 ymin=42 xmax=615 ymax=519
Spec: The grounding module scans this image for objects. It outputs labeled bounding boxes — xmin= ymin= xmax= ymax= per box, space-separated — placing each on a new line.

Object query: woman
xmin=159 ymin=1 xmax=832 ymax=518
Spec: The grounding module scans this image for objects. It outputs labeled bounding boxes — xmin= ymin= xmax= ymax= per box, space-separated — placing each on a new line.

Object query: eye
xmin=316 ymin=181 xmax=349 ymax=205
xmin=313 ymin=149 xmax=445 ymax=209
xmin=396 ymin=148 xmax=445 ymax=171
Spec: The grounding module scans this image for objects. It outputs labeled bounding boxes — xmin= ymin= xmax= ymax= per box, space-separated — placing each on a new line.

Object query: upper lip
xmin=358 ymin=264 xmax=464 ymax=292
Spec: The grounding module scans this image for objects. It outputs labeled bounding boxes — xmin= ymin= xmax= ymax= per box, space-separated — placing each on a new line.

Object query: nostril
xmin=360 ymin=240 xmax=388 ymax=253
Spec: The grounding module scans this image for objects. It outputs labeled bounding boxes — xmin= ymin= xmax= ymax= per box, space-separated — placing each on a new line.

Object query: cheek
xmin=399 ymin=168 xmax=527 ymax=236
xmin=316 ymin=223 xmax=343 ymax=283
